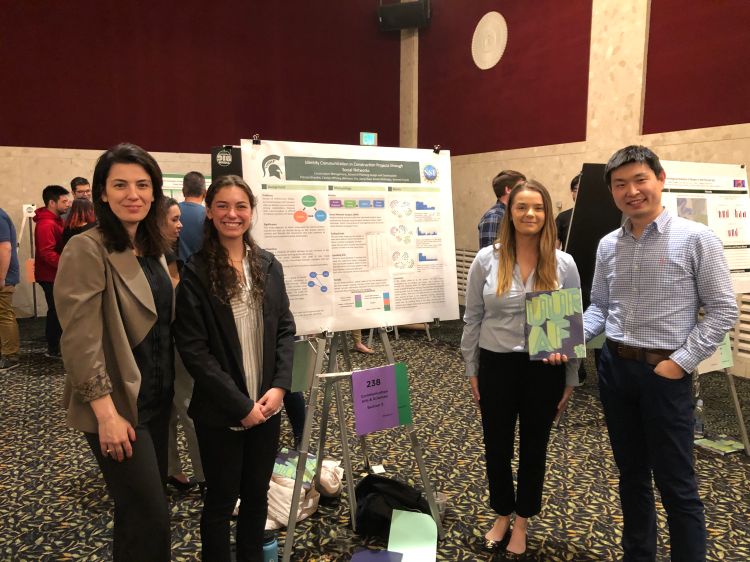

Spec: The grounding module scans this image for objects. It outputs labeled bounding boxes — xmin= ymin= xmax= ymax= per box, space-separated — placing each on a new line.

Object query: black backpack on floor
xmin=354 ymin=474 xmax=430 ymax=538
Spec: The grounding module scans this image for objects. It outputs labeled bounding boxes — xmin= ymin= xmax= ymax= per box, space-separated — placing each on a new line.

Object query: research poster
xmin=242 ymin=139 xmax=460 ymax=335
xmin=661 ymin=160 xmax=750 ymax=293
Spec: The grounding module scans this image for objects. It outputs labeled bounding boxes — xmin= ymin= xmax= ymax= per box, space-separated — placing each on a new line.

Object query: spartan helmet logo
xmin=262 ymin=155 xmax=283 ymax=179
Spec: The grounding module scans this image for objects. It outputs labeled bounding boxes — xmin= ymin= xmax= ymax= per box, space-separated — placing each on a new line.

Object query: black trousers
xmin=196 ymin=414 xmax=281 ymax=562
xmin=598 ymin=343 xmax=705 ymax=562
xmin=84 ymin=407 xmax=171 ymax=562
xmin=477 ymin=349 xmax=564 ymax=518
xmin=39 ymin=281 xmax=61 ymax=353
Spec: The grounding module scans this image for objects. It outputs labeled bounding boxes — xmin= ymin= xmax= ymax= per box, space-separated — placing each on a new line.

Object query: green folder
xmin=387 ymin=509 xmax=436 ymax=562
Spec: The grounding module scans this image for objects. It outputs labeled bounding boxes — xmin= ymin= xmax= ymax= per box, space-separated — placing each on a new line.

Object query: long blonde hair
xmin=495 ymin=180 xmax=558 ymax=295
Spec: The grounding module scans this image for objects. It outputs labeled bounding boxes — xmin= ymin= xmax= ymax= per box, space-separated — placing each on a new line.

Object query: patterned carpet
xmin=1 ymin=318 xmax=750 ymax=561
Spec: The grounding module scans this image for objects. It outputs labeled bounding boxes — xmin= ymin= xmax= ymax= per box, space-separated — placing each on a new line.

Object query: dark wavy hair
xmin=92 ymin=143 xmax=169 ymax=256
xmin=202 ymin=175 xmax=265 ymax=304
xmin=63 ymin=198 xmax=96 ymax=229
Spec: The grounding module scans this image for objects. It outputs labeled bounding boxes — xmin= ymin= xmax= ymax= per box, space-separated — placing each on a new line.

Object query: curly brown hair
xmin=202 ymin=175 xmax=265 ymax=304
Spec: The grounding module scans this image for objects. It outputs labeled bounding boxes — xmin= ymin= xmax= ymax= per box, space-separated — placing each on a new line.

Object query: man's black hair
xmin=570 ymin=172 xmax=582 ymax=191
xmin=70 ymin=177 xmax=90 ymax=192
xmin=182 ymin=171 xmax=206 ymax=198
xmin=604 ymin=145 xmax=664 ymax=187
xmin=42 ymin=185 xmax=69 ymax=206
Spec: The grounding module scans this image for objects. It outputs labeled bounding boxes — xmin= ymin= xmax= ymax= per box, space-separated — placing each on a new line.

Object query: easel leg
xmin=726 ymin=370 xmax=750 ymax=456
xmin=327 ymin=332 xmax=339 ymax=372
xmin=334 ymin=379 xmax=358 ymax=531
xmin=283 ymin=382 xmax=319 ymax=562
xmin=406 ymin=425 xmax=445 ymax=539
xmin=315 ymin=380 xmax=333 ymax=480
xmin=379 ymin=327 xmax=396 ymax=364
xmin=341 ymin=333 xmax=353 ymax=371
xmin=283 ymin=338 xmax=326 ymax=562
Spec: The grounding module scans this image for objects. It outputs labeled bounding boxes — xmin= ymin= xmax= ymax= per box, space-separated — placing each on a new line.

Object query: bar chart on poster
xmin=661 ymin=160 xmax=750 ymax=293
xmin=242 ymin=139 xmax=460 ymax=335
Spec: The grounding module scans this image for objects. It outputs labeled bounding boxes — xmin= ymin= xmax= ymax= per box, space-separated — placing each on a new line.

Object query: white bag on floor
xmin=316 ymin=459 xmax=344 ymax=497
xmin=265 ymin=475 xmax=320 ymax=531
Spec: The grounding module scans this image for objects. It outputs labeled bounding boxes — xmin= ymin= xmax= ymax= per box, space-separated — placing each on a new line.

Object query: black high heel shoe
xmin=482 ymin=518 xmax=511 ymax=551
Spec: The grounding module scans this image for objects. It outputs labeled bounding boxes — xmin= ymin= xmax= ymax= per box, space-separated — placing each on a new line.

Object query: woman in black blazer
xmin=174 ymin=175 xmax=295 ymax=561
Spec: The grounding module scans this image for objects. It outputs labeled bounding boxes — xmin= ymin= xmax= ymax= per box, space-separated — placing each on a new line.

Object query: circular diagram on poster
xmin=471 ymin=11 xmax=508 ymax=70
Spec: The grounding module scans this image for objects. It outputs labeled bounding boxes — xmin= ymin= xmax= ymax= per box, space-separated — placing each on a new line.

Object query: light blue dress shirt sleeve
xmin=670 ymin=230 xmax=738 ymax=372
xmin=460 ymin=247 xmax=491 ymax=377
xmin=583 ymin=239 xmax=609 ymax=342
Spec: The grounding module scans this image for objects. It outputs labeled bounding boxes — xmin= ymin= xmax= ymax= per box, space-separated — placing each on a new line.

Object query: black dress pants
xmin=196 ymin=414 xmax=281 ymax=562
xmin=39 ymin=281 xmax=61 ymax=353
xmin=477 ymin=349 xmax=564 ymax=518
xmin=84 ymin=407 xmax=171 ymax=562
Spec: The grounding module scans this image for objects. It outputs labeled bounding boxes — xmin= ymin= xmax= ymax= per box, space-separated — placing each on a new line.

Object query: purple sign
xmin=352 ymin=365 xmax=398 ymax=436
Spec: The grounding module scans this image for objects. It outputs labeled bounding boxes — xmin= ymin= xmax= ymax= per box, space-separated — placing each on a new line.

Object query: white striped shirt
xmin=230 ymin=257 xmax=264 ymax=400
xmin=583 ymin=209 xmax=738 ymax=372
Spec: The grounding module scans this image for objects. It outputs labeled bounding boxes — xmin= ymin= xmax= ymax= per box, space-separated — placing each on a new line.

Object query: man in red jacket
xmin=34 ymin=185 xmax=70 ymax=358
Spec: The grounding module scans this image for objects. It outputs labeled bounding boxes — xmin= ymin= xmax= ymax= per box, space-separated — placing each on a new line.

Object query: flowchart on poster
xmin=662 ymin=160 xmax=750 ymax=293
xmin=242 ymin=139 xmax=460 ymax=335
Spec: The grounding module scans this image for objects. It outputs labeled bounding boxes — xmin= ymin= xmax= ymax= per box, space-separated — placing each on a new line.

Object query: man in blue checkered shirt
xmin=583 ymin=145 xmax=738 ymax=562
xmin=477 ymin=170 xmax=526 ymax=249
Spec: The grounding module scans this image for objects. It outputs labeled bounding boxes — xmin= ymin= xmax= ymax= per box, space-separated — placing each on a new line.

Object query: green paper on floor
xmin=387 ymin=509 xmax=437 ymax=562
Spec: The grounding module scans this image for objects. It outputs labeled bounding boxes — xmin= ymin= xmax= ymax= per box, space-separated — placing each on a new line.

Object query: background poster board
xmin=242 ymin=139 xmax=459 ymax=335
xmin=564 ymin=163 xmax=622 ymax=311
xmin=661 ymin=160 xmax=750 ymax=293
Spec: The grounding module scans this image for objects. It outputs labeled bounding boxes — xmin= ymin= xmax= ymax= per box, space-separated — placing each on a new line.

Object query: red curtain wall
xmin=0 ymin=1 xmax=401 ymax=153
xmin=643 ymin=0 xmax=750 ymax=134
xmin=418 ymin=0 xmax=592 ymax=156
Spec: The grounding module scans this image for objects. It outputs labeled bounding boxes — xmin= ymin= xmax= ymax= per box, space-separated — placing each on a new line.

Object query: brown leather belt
xmin=605 ymin=338 xmax=674 ymax=366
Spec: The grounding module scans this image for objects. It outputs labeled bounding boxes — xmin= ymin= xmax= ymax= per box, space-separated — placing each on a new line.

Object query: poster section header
xmin=242 ymin=139 xmax=459 ymax=335
xmin=285 ymin=157 xmax=421 ymax=184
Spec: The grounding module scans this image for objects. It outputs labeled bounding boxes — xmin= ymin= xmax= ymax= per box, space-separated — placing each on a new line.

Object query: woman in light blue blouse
xmin=461 ymin=180 xmax=581 ymax=558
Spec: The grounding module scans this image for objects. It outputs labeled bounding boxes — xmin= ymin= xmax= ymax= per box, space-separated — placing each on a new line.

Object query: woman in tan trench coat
xmin=55 ymin=143 xmax=174 ymax=562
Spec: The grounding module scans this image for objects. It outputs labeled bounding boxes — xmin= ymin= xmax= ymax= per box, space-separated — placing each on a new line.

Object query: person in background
xmin=34 ymin=184 xmax=70 ymax=358
xmin=57 ymin=198 xmax=97 ymax=253
xmin=0 ymin=207 xmax=21 ymax=373
xmin=71 ymin=177 xmax=92 ymax=200
xmin=162 ymin=198 xmax=205 ymax=493
xmin=178 ymin=171 xmax=207 ymax=264
xmin=351 ymin=329 xmax=374 ymax=354
xmin=462 ymin=180 xmax=581 ymax=558
xmin=175 ymin=175 xmax=295 ymax=561
xmin=478 ymin=170 xmax=527 ymax=249
xmin=55 ymin=143 xmax=174 ymax=561
xmin=555 ymin=172 xmax=581 ymax=250
xmin=583 ymin=145 xmax=738 ymax=562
